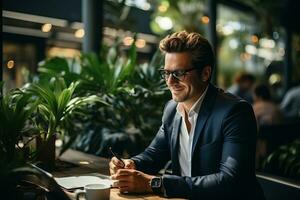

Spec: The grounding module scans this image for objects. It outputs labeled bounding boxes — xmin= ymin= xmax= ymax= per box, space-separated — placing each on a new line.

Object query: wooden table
xmin=55 ymin=149 xmax=184 ymax=200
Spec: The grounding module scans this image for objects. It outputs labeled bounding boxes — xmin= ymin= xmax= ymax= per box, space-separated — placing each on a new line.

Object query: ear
xmin=201 ymin=65 xmax=212 ymax=82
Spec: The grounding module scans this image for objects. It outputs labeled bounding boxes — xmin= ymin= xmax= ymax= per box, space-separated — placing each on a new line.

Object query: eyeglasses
xmin=159 ymin=67 xmax=198 ymax=81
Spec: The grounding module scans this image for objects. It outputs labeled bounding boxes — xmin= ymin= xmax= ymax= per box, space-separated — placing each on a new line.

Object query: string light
xmin=7 ymin=60 xmax=15 ymax=69
xmin=201 ymin=15 xmax=210 ymax=24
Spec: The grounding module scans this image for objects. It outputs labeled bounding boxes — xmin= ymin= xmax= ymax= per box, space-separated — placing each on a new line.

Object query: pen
xmin=109 ymin=147 xmax=125 ymax=168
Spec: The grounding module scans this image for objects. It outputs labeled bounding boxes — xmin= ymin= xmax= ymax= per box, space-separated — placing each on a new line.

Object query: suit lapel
xmin=192 ymin=84 xmax=218 ymax=155
xmin=171 ymin=111 xmax=181 ymax=175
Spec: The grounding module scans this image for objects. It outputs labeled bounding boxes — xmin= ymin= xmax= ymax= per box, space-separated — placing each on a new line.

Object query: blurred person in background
xmin=253 ymin=84 xmax=283 ymax=169
xmin=227 ymin=72 xmax=256 ymax=104
xmin=253 ymin=84 xmax=283 ymax=126
xmin=280 ymin=85 xmax=300 ymax=121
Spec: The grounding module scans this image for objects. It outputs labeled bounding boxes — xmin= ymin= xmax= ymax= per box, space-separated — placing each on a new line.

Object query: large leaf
xmin=57 ymin=82 xmax=78 ymax=118
xmin=38 ymin=57 xmax=81 ymax=86
xmin=0 ymin=85 xmax=38 ymax=165
xmin=28 ymin=84 xmax=58 ymax=117
xmin=38 ymin=57 xmax=69 ymax=75
xmin=263 ymin=138 xmax=300 ymax=179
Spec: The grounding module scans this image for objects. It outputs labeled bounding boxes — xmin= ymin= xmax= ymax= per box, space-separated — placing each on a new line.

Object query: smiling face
xmin=164 ymin=52 xmax=208 ymax=110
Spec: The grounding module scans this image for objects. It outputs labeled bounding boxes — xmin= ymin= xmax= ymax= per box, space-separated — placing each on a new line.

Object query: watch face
xmin=151 ymin=177 xmax=161 ymax=188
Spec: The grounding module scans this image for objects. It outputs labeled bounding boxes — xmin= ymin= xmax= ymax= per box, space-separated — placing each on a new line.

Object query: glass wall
xmin=292 ymin=33 xmax=300 ymax=85
xmin=2 ymin=42 xmax=38 ymax=93
xmin=217 ymin=4 xmax=286 ymax=98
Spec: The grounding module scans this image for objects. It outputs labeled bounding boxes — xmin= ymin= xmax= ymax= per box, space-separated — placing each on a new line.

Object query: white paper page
xmin=55 ymin=175 xmax=115 ymax=190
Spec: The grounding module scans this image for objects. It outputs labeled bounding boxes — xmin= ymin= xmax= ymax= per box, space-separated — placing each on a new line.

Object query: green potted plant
xmin=0 ymin=81 xmax=38 ymax=170
xmin=25 ymin=78 xmax=107 ymax=168
xmin=0 ymin=77 xmax=108 ymax=197
xmin=0 ymin=81 xmax=41 ymax=197
xmin=262 ymin=138 xmax=300 ymax=180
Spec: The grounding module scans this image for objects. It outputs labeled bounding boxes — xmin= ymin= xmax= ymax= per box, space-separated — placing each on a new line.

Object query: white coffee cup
xmin=75 ymin=183 xmax=110 ymax=200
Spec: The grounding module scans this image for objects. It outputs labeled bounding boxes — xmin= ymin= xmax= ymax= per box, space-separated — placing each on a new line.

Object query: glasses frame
xmin=159 ymin=67 xmax=199 ymax=81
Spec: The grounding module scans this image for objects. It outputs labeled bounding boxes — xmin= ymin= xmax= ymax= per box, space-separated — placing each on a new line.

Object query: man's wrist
xmin=149 ymin=176 xmax=165 ymax=194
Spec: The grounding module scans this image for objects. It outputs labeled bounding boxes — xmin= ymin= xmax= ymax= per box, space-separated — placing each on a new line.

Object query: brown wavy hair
xmin=159 ymin=31 xmax=215 ymax=72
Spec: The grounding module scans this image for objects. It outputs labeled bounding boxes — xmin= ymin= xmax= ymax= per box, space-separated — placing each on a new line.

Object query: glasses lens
xmin=160 ymin=68 xmax=196 ymax=80
xmin=173 ymin=70 xmax=185 ymax=80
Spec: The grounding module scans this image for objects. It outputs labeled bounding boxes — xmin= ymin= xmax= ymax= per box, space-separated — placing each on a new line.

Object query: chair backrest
xmin=258 ymin=122 xmax=300 ymax=155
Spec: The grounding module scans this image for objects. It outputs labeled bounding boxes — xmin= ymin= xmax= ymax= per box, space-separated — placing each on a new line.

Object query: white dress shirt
xmin=176 ymin=87 xmax=208 ymax=177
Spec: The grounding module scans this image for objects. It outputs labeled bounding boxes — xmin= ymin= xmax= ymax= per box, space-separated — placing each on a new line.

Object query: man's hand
xmin=111 ymin=169 xmax=155 ymax=193
xmin=109 ymin=157 xmax=136 ymax=175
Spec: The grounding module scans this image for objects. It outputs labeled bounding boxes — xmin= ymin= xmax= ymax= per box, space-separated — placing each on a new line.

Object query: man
xmin=109 ymin=31 xmax=265 ymax=199
xmin=253 ymin=84 xmax=282 ymax=126
xmin=227 ymin=72 xmax=256 ymax=104
xmin=280 ymin=85 xmax=300 ymax=120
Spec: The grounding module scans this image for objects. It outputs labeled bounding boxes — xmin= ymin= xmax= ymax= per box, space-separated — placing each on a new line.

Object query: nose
xmin=166 ymin=74 xmax=178 ymax=85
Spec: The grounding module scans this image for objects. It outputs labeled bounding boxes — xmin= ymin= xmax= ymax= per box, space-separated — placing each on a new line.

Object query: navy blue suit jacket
xmin=131 ymin=84 xmax=265 ymax=199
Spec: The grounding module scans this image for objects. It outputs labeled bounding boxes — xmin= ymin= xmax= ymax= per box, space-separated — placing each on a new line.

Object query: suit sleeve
xmin=162 ymin=101 xmax=258 ymax=199
xmin=131 ymin=101 xmax=175 ymax=175
xmin=131 ymin=125 xmax=170 ymax=174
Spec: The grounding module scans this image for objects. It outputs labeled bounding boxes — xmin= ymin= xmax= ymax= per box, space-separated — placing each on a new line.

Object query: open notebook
xmin=55 ymin=173 xmax=116 ymax=190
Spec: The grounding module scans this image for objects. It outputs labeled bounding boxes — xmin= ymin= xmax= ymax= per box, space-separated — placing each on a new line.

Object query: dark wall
xmin=3 ymin=0 xmax=81 ymax=22
xmin=281 ymin=0 xmax=300 ymax=33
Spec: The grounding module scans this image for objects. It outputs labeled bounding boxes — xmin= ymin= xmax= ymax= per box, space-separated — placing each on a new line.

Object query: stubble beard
xmin=171 ymin=90 xmax=188 ymax=103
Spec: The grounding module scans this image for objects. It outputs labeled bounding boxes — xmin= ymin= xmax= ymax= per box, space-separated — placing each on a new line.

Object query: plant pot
xmin=35 ymin=134 xmax=56 ymax=170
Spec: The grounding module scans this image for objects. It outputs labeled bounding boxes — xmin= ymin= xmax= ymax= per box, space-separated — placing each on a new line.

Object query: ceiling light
xmin=41 ymin=23 xmax=52 ymax=32
xmin=123 ymin=36 xmax=134 ymax=46
xmin=135 ymin=39 xmax=146 ymax=48
xmin=74 ymin=29 xmax=85 ymax=38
